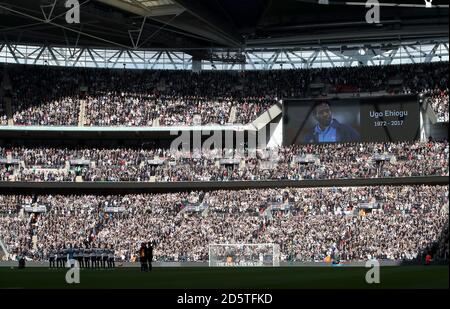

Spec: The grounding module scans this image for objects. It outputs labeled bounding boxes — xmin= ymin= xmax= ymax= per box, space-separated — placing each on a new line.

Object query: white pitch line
xmin=345 ymin=2 xmax=449 ymax=8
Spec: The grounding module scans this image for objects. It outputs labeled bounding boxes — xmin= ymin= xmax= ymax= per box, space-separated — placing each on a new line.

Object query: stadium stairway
xmin=177 ymin=206 xmax=187 ymax=217
xmin=247 ymin=103 xmax=282 ymax=131
xmin=0 ymin=237 xmax=9 ymax=261
xmin=5 ymin=96 xmax=13 ymax=126
xmin=228 ymin=106 xmax=237 ymax=123
xmin=422 ymin=99 xmax=439 ymax=125
xmin=26 ymin=213 xmax=39 ymax=252
xmin=201 ymin=204 xmax=209 ymax=217
xmin=88 ymin=211 xmax=109 ymax=244
xmin=32 ymin=236 xmax=37 ymax=251
xmin=5 ymin=151 xmax=16 ymax=181
xmin=1 ymin=69 xmax=13 ymax=125
xmin=78 ymin=99 xmax=86 ymax=127
xmin=262 ymin=206 xmax=273 ymax=220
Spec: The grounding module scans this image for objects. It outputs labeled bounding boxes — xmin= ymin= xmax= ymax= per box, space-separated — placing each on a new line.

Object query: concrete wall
xmin=0 ymin=176 xmax=447 ymax=195
xmin=267 ymin=118 xmax=283 ymax=148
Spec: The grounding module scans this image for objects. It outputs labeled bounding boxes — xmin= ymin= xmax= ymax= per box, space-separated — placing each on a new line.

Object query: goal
xmin=209 ymin=243 xmax=280 ymax=267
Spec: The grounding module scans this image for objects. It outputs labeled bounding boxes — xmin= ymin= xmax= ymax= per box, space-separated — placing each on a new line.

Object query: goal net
xmin=209 ymin=243 xmax=280 ymax=267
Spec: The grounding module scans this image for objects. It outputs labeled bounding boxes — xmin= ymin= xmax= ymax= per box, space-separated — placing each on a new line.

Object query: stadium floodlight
xmin=209 ymin=243 xmax=280 ymax=267
xmin=318 ymin=0 xmax=329 ymax=4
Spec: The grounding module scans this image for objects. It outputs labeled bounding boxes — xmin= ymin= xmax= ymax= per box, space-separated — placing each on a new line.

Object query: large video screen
xmin=283 ymin=95 xmax=419 ymax=145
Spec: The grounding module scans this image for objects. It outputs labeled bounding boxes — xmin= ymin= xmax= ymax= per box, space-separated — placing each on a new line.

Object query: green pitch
xmin=0 ymin=266 xmax=447 ymax=289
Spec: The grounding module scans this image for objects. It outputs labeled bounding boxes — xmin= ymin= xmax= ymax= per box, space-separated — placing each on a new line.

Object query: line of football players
xmin=48 ymin=244 xmax=115 ymax=269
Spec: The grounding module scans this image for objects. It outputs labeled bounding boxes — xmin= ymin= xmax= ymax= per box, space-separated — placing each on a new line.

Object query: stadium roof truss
xmin=0 ymin=0 xmax=448 ymax=70
xmin=0 ymin=39 xmax=448 ymax=70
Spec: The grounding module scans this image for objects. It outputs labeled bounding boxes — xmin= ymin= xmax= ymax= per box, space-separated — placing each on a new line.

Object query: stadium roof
xmin=0 ymin=0 xmax=448 ymax=59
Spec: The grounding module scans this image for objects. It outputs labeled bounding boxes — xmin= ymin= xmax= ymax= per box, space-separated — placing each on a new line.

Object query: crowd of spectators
xmin=1 ymin=140 xmax=447 ymax=182
xmin=2 ymin=61 xmax=447 ymax=126
xmin=1 ymin=62 xmax=448 ymax=267
xmin=8 ymin=65 xmax=80 ymax=126
xmin=0 ymin=185 xmax=447 ymax=262
xmin=84 ymin=93 xmax=273 ymax=126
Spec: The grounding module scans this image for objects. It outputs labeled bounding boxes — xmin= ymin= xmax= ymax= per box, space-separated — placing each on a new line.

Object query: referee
xmin=84 ymin=245 xmax=91 ymax=268
xmin=147 ymin=242 xmax=153 ymax=272
xmin=139 ymin=243 xmax=147 ymax=272
xmin=108 ymin=245 xmax=115 ymax=269
xmin=49 ymin=246 xmax=56 ymax=269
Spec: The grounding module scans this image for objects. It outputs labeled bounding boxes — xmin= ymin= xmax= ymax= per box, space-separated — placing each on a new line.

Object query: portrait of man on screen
xmin=303 ymin=101 xmax=361 ymax=143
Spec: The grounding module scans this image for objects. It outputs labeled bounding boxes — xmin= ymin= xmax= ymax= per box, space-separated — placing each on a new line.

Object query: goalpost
xmin=209 ymin=243 xmax=280 ymax=267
